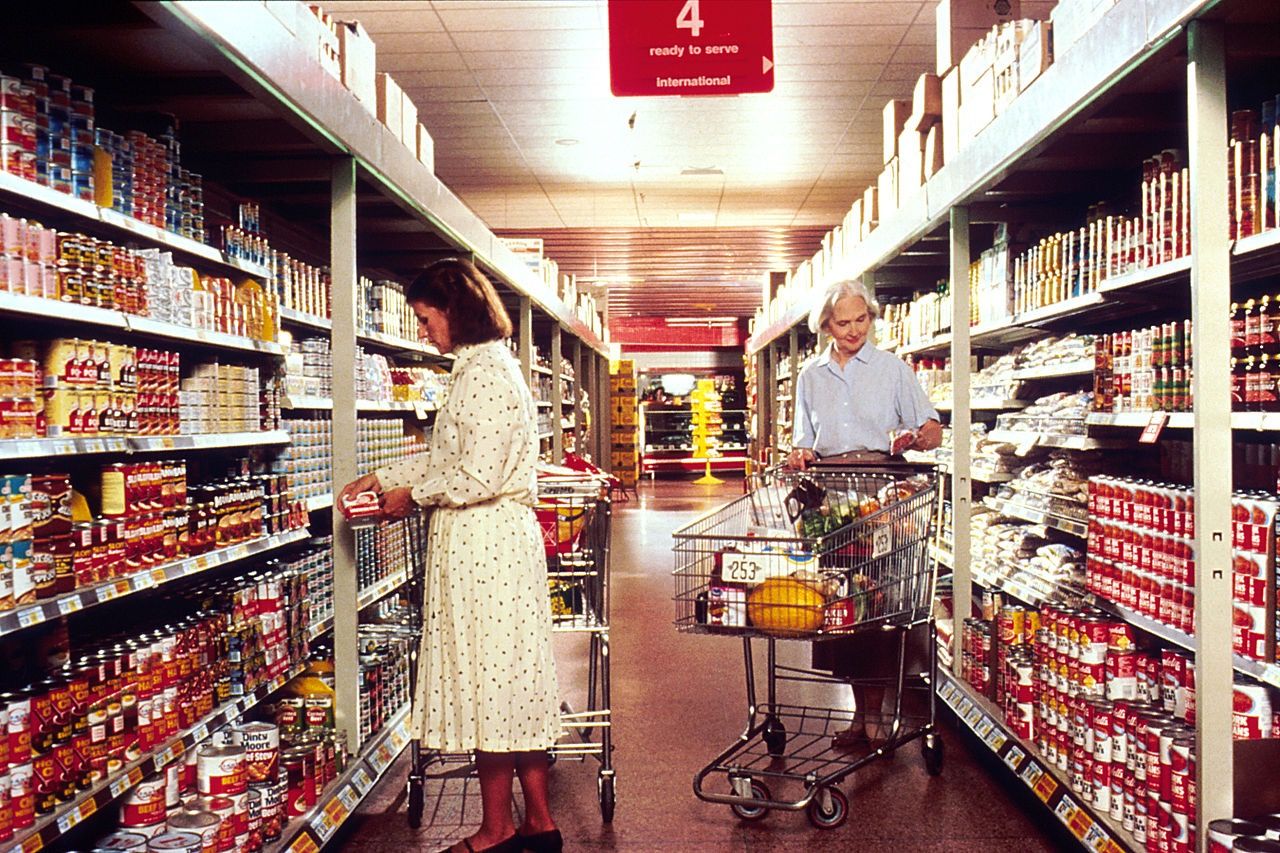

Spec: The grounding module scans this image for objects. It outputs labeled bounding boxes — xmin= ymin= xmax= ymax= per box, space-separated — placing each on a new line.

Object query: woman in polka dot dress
xmin=339 ymin=259 xmax=561 ymax=853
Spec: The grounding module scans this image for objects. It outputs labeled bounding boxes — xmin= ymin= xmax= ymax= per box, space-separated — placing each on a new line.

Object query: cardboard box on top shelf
xmin=337 ymin=19 xmax=377 ymax=106
xmin=959 ymin=28 xmax=996 ymax=89
xmin=960 ymin=68 xmax=996 ymax=139
xmin=877 ymin=158 xmax=900 ymax=220
xmin=925 ymin=124 xmax=945 ymax=178
xmin=1017 ymin=20 xmax=1054 ymax=90
xmin=264 ymin=1 xmax=302 ymax=36
xmin=935 ymin=0 xmax=1021 ymax=75
xmin=883 ymin=99 xmax=911 ymax=164
xmin=307 ymin=5 xmax=341 ymax=80
xmin=942 ymin=67 xmax=962 ymax=161
xmin=376 ymin=73 xmax=404 ymax=138
xmin=1051 ymin=0 xmax=1117 ymax=55
xmin=401 ymin=93 xmax=419 ymax=151
xmin=416 ymin=123 xmax=435 ymax=172
xmin=898 ymin=127 xmax=927 ymax=195
xmin=910 ymin=73 xmax=943 ymax=132
xmin=861 ymin=186 xmax=879 ymax=239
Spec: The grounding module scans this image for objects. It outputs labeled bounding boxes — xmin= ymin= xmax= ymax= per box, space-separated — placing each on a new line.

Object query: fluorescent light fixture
xmin=666 ymin=316 xmax=739 ymax=326
xmin=555 ymin=138 xmax=580 ymax=146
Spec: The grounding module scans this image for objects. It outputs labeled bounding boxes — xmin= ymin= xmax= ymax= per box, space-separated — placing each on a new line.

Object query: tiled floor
xmin=338 ymin=479 xmax=1074 ymax=851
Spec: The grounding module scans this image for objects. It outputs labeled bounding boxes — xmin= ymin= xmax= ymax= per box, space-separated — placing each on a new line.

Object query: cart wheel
xmin=762 ymin=716 xmax=787 ymax=757
xmin=922 ymin=733 xmax=944 ymax=776
xmin=729 ymin=778 xmax=771 ymax=822
xmin=406 ymin=778 xmax=424 ymax=829
xmin=598 ymin=774 xmax=616 ymax=823
xmin=806 ymin=785 xmax=849 ymax=830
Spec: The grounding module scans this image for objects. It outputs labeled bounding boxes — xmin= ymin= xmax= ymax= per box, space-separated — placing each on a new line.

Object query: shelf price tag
xmin=336 ymin=786 xmax=359 ymax=812
xmin=1139 ymin=412 xmax=1169 ymax=445
xmin=20 ymin=834 xmax=45 ymax=853
xmin=1004 ymin=745 xmax=1025 ymax=771
xmin=1084 ymin=824 xmax=1109 ymax=850
xmin=57 ymin=812 xmax=76 ymax=834
xmin=18 ymin=608 xmax=43 ymax=628
xmin=58 ymin=596 xmax=84 ymax=616
xmin=351 ymin=768 xmax=374 ymax=795
xmin=192 ymin=723 xmax=209 ymax=742
xmin=287 ymin=833 xmax=320 ymax=853
xmin=109 ymin=776 xmax=132 ymax=798
xmin=78 ymin=799 xmax=97 ymax=820
xmin=983 ymin=726 xmax=1007 ymax=752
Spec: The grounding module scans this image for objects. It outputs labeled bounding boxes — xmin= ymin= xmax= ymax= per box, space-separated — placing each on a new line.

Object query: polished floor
xmin=339 ymin=479 xmax=1072 ymax=851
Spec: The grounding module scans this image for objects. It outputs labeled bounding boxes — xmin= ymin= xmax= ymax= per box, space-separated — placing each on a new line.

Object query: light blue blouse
xmin=792 ymin=342 xmax=939 ymax=455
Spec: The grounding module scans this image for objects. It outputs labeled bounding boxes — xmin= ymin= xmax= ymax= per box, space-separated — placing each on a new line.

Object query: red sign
xmin=608 ymin=0 xmax=774 ymax=97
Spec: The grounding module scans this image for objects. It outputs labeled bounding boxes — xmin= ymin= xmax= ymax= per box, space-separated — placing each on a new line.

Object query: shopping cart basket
xmin=673 ymin=461 xmax=943 ymax=829
xmin=405 ymin=468 xmax=617 ymax=830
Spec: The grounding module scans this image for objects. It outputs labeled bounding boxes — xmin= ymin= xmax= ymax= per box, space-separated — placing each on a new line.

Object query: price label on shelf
xmin=133 ymin=572 xmax=157 ymax=591
xmin=938 ymin=682 xmax=958 ymax=703
xmin=1139 ymin=412 xmax=1169 ymax=444
xmin=192 ymin=723 xmax=209 ymax=742
xmin=957 ymin=698 xmax=974 ymax=718
xmin=58 ymin=596 xmax=84 ymax=616
xmin=351 ymin=768 xmax=374 ymax=794
xmin=983 ymin=727 xmax=1007 ymax=752
xmin=18 ymin=607 xmax=43 ymax=628
xmin=963 ymin=706 xmax=983 ymax=727
xmin=195 ymin=556 xmax=210 ymax=570
xmin=109 ymin=776 xmax=132 ymax=798
xmin=336 ymin=786 xmax=359 ymax=812
xmin=287 ymin=833 xmax=320 ymax=853
xmin=1004 ymin=745 xmax=1025 ymax=771
xmin=78 ymin=799 xmax=97 ymax=820
xmin=973 ymin=715 xmax=994 ymax=739
xmin=150 ymin=568 xmax=168 ymax=585
xmin=21 ymin=834 xmax=44 ymax=853
xmin=57 ymin=812 xmax=77 ymax=834
xmin=1084 ymin=824 xmax=1109 ymax=850
xmin=98 ymin=584 xmax=121 ymax=602
xmin=370 ymin=745 xmax=393 ymax=772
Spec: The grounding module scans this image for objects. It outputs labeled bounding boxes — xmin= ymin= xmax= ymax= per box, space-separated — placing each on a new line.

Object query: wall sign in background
xmin=608 ymin=0 xmax=774 ymax=97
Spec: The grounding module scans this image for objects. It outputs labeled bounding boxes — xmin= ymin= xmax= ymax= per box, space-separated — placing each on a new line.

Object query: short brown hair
xmin=406 ymin=258 xmax=513 ymax=345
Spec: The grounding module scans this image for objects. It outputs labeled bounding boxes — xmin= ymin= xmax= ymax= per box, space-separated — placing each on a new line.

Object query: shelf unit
xmin=0 ymin=4 xmax=613 ymax=849
xmin=741 ymin=2 xmax=1275 ymax=845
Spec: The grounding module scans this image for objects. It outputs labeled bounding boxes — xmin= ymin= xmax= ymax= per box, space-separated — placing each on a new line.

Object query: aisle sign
xmin=608 ymin=0 xmax=774 ymax=96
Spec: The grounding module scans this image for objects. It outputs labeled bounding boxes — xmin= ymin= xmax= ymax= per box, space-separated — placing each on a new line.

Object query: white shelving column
xmin=552 ymin=327 xmax=564 ymax=463
xmin=1187 ymin=19 xmax=1233 ymax=843
xmin=518 ymin=296 xmax=533 ymax=387
xmin=948 ymin=206 xmax=972 ymax=677
xmin=329 ymin=157 xmax=361 ymax=747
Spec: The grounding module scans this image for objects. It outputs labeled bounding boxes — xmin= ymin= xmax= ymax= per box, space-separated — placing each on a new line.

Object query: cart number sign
xmin=872 ymin=526 xmax=892 ymax=559
xmin=719 ymin=549 xmax=814 ymax=585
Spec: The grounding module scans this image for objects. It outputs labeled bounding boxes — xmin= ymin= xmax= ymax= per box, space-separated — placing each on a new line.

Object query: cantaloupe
xmin=747 ymin=577 xmax=825 ymax=636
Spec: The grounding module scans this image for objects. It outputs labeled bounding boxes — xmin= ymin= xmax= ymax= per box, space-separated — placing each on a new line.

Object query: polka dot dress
xmin=377 ymin=341 xmax=560 ymax=753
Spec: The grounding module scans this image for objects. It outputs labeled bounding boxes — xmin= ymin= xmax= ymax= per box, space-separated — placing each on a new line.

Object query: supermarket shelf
xmin=1231 ymin=412 xmax=1280 ymax=431
xmin=1086 ymin=411 xmax=1194 ymax=429
xmin=267 ymin=706 xmax=412 ymax=853
xmin=305 ymin=493 xmax=334 ymax=513
xmin=10 ymin=661 xmax=308 ymax=853
xmin=279 ymin=307 xmax=333 ymax=333
xmin=532 ymin=364 xmax=554 ymax=376
xmin=1100 ymin=598 xmax=1280 ymax=690
xmin=308 ymin=615 xmax=335 ymax=642
xmin=358 ymin=330 xmax=450 ymax=360
xmin=539 ymin=430 xmax=555 ymax=441
xmin=125 ymin=314 xmax=287 ymax=356
xmin=901 ymin=451 xmax=1016 ymax=482
xmin=357 ymin=569 xmax=409 ymax=610
xmin=897 ymin=333 xmax=952 ymax=358
xmin=972 ymin=566 xmax=1050 ymax=606
xmin=0 ymin=290 xmax=127 ymax=331
xmin=931 ymin=544 xmax=955 ymax=569
xmin=0 ymin=528 xmax=311 ymax=640
xmin=284 ymin=395 xmax=334 ymax=410
xmin=356 ymin=400 xmax=437 ymax=415
xmin=1233 ymin=225 xmax=1280 ymax=259
xmin=0 ymin=170 xmax=273 ymax=282
xmin=1011 ymin=360 xmax=1096 ymax=381
xmin=0 ymin=429 xmax=290 ymax=461
xmin=983 ymin=496 xmax=1088 ymax=539
xmin=937 ymin=399 xmax=1029 ymax=412
xmin=536 ymin=400 xmax=553 ymax=408
xmin=1097 ymin=255 xmax=1193 ymax=295
xmin=985 ymin=430 xmax=1110 ymax=451
xmin=937 ymin=669 xmax=1139 ymax=853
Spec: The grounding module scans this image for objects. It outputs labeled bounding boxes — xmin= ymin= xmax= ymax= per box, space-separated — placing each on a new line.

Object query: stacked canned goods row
xmin=283 ymin=336 xmax=332 ymax=400
xmin=270 ymin=252 xmax=330 ymax=322
xmin=1231 ymin=492 xmax=1277 ymax=662
xmin=3 ymin=471 xmax=73 ymax=607
xmin=386 ymin=367 xmax=448 ymax=407
xmin=1208 ymin=816 xmax=1280 ymax=851
xmin=1228 ymin=102 xmax=1279 ymax=241
xmin=959 ymin=617 xmax=993 ymax=696
xmin=354 ymin=348 xmax=394 ymax=403
xmin=354 ymin=518 xmax=413 ymax=593
xmin=221 ymin=203 xmax=267 ymax=267
xmin=354 ymin=419 xmax=426 ymax=477
xmin=277 ymin=419 xmax=331 ymax=504
xmin=39 ymin=338 xmax=176 ymax=439
xmin=275 ymin=544 xmax=332 ymax=632
xmin=1092 ymin=322 xmax=1193 ymax=415
xmin=1086 ymin=476 xmax=1197 ymax=636
xmin=358 ymin=277 xmax=417 ymax=343
xmin=0 ymin=214 xmax=149 ymax=313
xmin=0 ymin=65 xmax=94 ymax=199
xmin=356 ymin=626 xmax=414 ymax=743
xmin=179 ymin=363 xmax=264 ymax=436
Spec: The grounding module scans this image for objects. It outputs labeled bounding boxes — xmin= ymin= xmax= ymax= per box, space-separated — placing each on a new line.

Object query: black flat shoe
xmin=518 ymin=829 xmax=563 ymax=853
xmin=435 ymin=835 xmax=523 ymax=853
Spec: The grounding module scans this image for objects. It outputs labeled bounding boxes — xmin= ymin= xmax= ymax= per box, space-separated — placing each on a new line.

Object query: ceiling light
xmin=555 ymin=138 xmax=580 ymax=146
xmin=677 ymin=211 xmax=716 ymax=225
xmin=680 ymin=167 xmax=723 ymax=176
xmin=666 ymin=316 xmax=739 ymax=325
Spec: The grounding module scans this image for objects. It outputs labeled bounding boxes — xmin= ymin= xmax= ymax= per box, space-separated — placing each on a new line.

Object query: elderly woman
xmin=339 ymin=259 xmax=561 ymax=853
xmin=787 ymin=278 xmax=941 ymax=750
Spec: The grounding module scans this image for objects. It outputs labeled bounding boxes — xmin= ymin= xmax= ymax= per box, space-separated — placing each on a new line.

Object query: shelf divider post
xmin=949 ymin=205 xmax=972 ymax=678
xmin=330 ymin=156 xmax=361 ymax=749
xmin=1187 ymin=17 xmax=1233 ymax=842
xmin=552 ymin=326 xmax=564 ymax=463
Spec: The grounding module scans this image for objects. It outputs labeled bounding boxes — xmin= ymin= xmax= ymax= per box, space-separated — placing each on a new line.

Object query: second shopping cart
xmin=673 ymin=462 xmax=943 ymax=829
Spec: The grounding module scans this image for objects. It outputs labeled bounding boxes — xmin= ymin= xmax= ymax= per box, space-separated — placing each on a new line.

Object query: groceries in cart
xmin=690 ymin=469 xmax=935 ymax=639
xmin=339 ymin=489 xmax=384 ymax=528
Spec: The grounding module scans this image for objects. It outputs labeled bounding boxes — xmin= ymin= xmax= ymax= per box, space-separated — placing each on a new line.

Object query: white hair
xmin=808 ymin=279 xmax=879 ymax=335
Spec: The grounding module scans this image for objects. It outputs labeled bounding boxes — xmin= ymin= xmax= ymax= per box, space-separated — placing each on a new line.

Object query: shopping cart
xmin=405 ymin=467 xmax=617 ymax=830
xmin=673 ymin=461 xmax=943 ymax=829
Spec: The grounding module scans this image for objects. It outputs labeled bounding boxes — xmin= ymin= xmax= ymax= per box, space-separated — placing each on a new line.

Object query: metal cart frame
xmin=673 ymin=462 xmax=943 ymax=829
xmin=404 ymin=471 xmax=617 ymax=830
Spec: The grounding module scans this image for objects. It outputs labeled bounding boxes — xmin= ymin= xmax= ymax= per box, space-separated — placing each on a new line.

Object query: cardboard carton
xmin=925 ymin=124 xmax=945 ymax=178
xmin=376 ymin=73 xmax=403 ymax=138
xmin=942 ymin=67 xmax=962 ymax=163
xmin=416 ymin=123 xmax=435 ymax=172
xmin=959 ymin=29 xmax=996 ymax=89
xmin=883 ymin=99 xmax=912 ymax=164
xmin=337 ymin=20 xmax=377 ymax=106
xmin=401 ymin=94 xmax=419 ymax=150
xmin=1017 ymin=20 xmax=1054 ymax=90
xmin=898 ymin=128 xmax=926 ymax=193
xmin=936 ymin=0 xmax=1021 ymax=75
xmin=960 ymin=69 xmax=996 ymax=139
xmin=862 ymin=186 xmax=879 ymax=238
xmin=878 ymin=158 xmax=900 ymax=219
xmin=911 ymin=73 xmax=943 ymax=131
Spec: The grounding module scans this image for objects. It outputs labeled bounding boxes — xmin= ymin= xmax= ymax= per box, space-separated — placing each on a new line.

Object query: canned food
xmin=95 ymin=831 xmax=150 ymax=851
xmin=196 ymin=745 xmax=245 ymax=796
xmin=146 ymin=831 xmax=202 ymax=853
xmin=120 ymin=776 xmax=167 ymax=828
xmin=282 ymin=746 xmax=313 ymax=817
xmin=166 ymin=805 xmax=220 ymax=853
xmin=232 ymin=722 xmax=278 ymax=786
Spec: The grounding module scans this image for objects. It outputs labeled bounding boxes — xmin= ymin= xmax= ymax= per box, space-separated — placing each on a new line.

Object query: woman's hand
xmin=381 ymin=487 xmax=417 ymax=520
xmin=338 ymin=472 xmax=382 ymax=509
xmin=786 ymin=448 xmax=816 ymax=470
xmin=911 ymin=419 xmax=943 ymax=452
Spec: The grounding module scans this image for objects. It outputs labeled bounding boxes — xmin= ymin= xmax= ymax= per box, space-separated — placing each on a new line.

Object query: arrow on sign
xmin=762 ymin=56 xmax=773 ymax=74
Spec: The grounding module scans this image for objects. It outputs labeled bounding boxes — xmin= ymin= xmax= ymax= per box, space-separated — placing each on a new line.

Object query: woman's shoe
xmin=830 ymin=726 xmax=869 ymax=750
xmin=435 ymin=835 xmax=523 ymax=853
xmin=518 ymin=828 xmax=563 ymax=853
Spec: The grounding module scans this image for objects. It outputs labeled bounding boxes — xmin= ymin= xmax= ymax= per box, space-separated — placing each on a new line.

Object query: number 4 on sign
xmin=677 ymin=0 xmax=704 ymax=36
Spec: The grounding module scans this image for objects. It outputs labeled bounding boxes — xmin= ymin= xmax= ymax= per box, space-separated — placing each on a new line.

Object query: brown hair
xmin=406 ymin=258 xmax=513 ymax=344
